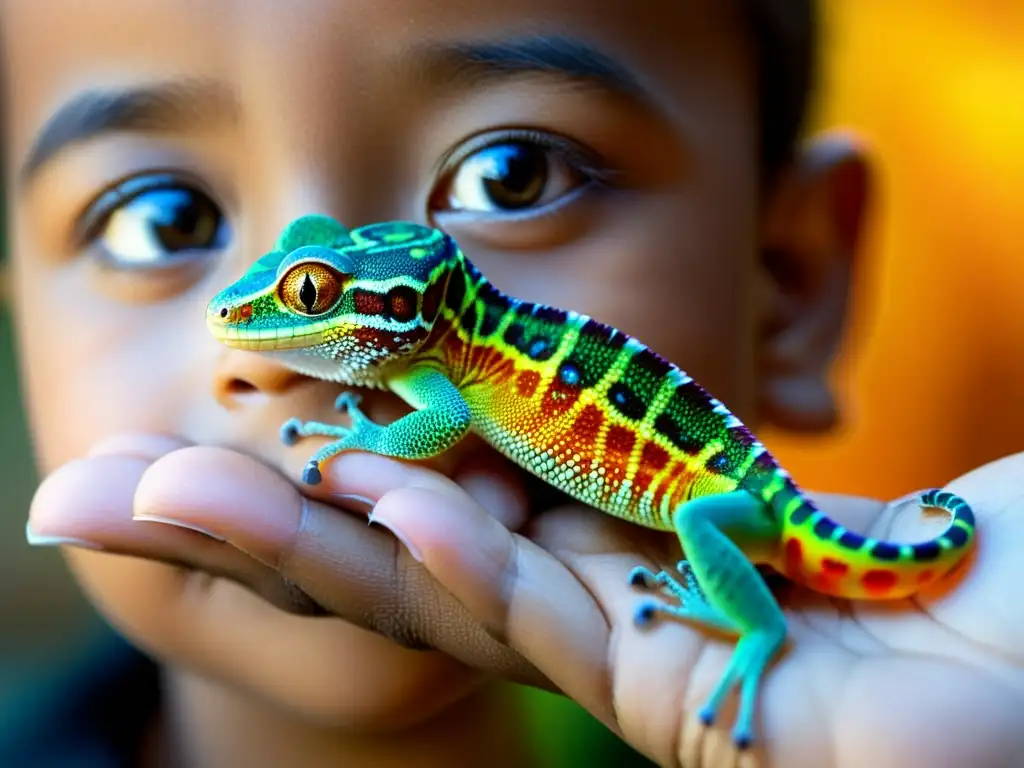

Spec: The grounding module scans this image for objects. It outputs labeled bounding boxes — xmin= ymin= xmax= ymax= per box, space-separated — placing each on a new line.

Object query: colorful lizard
xmin=206 ymin=214 xmax=977 ymax=751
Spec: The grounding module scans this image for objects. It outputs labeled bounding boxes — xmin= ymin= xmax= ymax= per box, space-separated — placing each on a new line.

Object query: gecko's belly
xmin=470 ymin=407 xmax=693 ymax=532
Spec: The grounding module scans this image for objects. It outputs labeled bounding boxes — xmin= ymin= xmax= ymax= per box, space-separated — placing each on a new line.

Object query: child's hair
xmin=741 ymin=0 xmax=818 ymax=181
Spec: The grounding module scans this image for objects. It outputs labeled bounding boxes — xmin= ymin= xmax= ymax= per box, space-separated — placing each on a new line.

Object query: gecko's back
xmin=422 ymin=249 xmax=783 ymax=531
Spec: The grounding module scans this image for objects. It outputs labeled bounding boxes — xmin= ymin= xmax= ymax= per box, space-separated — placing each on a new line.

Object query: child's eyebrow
xmin=413 ymin=34 xmax=651 ymax=103
xmin=19 ymin=78 xmax=236 ymax=188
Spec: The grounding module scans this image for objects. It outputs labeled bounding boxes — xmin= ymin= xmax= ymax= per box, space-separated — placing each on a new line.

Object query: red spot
xmin=515 ymin=370 xmax=540 ymax=398
xmin=573 ymin=404 xmax=604 ymax=442
xmin=821 ymin=558 xmax=849 ymax=577
xmin=387 ymin=287 xmax=417 ymax=322
xmin=784 ymin=538 xmax=804 ymax=579
xmin=239 ymin=303 xmax=252 ymax=319
xmin=640 ymin=442 xmax=670 ymax=471
xmin=605 ymin=426 xmax=636 ymax=456
xmin=861 ymin=569 xmax=898 ymax=595
xmin=541 ymin=375 xmax=582 ymax=417
xmin=633 ymin=442 xmax=670 ymax=494
xmin=353 ymin=289 xmax=386 ymax=316
xmin=916 ymin=569 xmax=934 ymax=584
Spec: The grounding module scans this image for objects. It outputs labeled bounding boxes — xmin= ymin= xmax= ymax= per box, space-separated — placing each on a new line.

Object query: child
xmin=9 ymin=0 xmax=1024 ymax=766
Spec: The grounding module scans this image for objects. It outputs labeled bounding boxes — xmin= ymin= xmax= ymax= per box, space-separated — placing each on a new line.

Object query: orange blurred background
xmin=765 ymin=0 xmax=1024 ymax=499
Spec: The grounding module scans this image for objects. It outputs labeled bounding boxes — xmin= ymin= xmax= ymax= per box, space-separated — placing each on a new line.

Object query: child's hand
xmin=28 ymin=439 xmax=1024 ymax=767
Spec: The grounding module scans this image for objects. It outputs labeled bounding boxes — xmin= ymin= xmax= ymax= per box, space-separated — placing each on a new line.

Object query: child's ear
xmin=756 ymin=130 xmax=872 ymax=433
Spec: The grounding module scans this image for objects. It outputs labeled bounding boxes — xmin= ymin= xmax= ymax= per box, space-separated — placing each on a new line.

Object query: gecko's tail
xmin=755 ymin=470 xmax=976 ymax=600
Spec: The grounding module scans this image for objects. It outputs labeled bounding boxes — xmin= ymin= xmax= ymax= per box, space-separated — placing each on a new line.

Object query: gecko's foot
xmin=302 ymin=461 xmax=323 ymax=485
xmin=628 ymin=560 xmax=708 ymax=606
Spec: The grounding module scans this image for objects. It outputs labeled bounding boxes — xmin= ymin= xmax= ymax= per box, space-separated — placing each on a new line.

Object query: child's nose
xmin=209 ymin=348 xmax=308 ymax=411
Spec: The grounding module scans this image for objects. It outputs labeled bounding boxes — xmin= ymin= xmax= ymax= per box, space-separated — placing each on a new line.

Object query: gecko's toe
xmin=302 ymin=462 xmax=323 ymax=485
xmin=280 ymin=420 xmax=302 ymax=446
xmin=733 ymin=731 xmax=752 ymax=751
xmin=698 ymin=707 xmax=716 ymax=727
xmin=633 ymin=600 xmax=660 ymax=627
xmin=334 ymin=392 xmax=362 ymax=412
xmin=628 ymin=566 xmax=655 ymax=588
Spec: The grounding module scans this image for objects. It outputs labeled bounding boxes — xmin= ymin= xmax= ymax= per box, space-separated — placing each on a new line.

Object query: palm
xmin=523 ymin=461 xmax=1024 ymax=767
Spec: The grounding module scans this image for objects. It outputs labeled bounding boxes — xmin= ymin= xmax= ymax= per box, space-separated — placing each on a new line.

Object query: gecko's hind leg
xmin=629 ymin=490 xmax=787 ymax=750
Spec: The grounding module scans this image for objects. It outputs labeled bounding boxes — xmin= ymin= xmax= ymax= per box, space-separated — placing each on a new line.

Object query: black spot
xmin=503 ymin=323 xmax=525 ymax=348
xmin=812 ymin=517 xmax=838 ymax=539
xmin=299 ymin=273 xmax=317 ymax=312
xmin=705 ymin=452 xmax=730 ymax=474
xmin=609 ymin=382 xmax=646 ymax=420
xmin=444 ymin=270 xmax=466 ymax=311
xmin=478 ymin=294 xmax=511 ymax=336
xmin=672 ymin=379 xmax=717 ymax=413
xmin=532 ymin=305 xmax=568 ymax=324
xmin=654 ymin=413 xmax=703 ymax=454
xmin=632 ymin=348 xmax=673 ymax=380
xmin=526 ymin=338 xmax=554 ymax=361
xmin=580 ymin=319 xmax=626 ymax=349
xmin=870 ymin=542 xmax=902 ymax=560
xmin=788 ymin=501 xmax=813 ymax=526
xmin=943 ymin=525 xmax=970 ymax=548
xmin=558 ymin=362 xmax=581 ymax=387
xmin=911 ymin=541 xmax=942 ymax=562
xmin=837 ymin=531 xmax=865 ymax=549
xmin=460 ymin=301 xmax=478 ymax=333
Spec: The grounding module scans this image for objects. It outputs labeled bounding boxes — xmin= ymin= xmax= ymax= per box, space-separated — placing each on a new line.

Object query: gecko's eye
xmin=278 ymin=262 xmax=345 ymax=316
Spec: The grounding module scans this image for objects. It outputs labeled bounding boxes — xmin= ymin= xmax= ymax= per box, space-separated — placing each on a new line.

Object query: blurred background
xmin=1 ymin=2 xmax=1022 ymax=765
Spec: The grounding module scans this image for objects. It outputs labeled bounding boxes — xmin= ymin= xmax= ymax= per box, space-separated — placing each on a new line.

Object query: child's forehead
xmin=2 ymin=0 xmax=753 ymax=142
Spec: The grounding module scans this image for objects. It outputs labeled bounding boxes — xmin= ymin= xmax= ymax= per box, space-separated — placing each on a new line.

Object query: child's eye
xmin=431 ymin=130 xmax=611 ymax=217
xmin=78 ymin=173 xmax=229 ymax=269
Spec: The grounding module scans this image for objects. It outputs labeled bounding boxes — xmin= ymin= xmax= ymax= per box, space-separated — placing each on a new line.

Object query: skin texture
xmin=206 ymin=216 xmax=976 ymax=750
xmin=10 ymin=0 xmax=1018 ymax=766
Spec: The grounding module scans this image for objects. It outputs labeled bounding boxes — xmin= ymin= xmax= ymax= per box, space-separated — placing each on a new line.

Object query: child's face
xmin=4 ymin=0 xmax=863 ymax=729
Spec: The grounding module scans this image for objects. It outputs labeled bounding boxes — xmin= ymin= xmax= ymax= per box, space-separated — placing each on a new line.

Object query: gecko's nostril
xmin=220 ymin=307 xmax=228 ymax=318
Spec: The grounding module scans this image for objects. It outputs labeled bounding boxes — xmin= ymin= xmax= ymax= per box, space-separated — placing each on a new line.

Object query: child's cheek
xmin=10 ymin=247 xmax=220 ymax=470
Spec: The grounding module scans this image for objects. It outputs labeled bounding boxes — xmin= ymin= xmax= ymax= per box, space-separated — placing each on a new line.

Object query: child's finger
xmin=365 ymin=484 xmax=638 ymax=730
xmin=109 ymin=444 xmax=555 ymax=686
xmin=27 ymin=445 xmax=328 ymax=617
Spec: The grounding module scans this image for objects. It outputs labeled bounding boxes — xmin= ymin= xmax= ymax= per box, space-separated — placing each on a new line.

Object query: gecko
xmin=206 ymin=214 xmax=977 ymax=750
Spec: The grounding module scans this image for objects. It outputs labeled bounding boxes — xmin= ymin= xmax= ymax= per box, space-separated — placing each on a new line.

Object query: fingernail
xmin=367 ymin=512 xmax=423 ymax=563
xmin=25 ymin=520 xmax=104 ymax=551
xmin=132 ymin=514 xmax=227 ymax=542
xmin=334 ymin=493 xmax=376 ymax=514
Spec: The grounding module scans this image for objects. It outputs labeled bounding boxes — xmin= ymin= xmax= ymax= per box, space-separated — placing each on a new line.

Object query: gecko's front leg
xmin=281 ymin=366 xmax=472 ymax=484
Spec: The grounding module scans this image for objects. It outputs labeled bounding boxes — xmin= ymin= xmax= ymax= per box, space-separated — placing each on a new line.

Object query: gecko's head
xmin=206 ymin=215 xmax=457 ymax=383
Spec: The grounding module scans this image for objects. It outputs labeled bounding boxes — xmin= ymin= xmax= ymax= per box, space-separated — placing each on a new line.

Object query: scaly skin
xmin=206 ymin=215 xmax=977 ymax=750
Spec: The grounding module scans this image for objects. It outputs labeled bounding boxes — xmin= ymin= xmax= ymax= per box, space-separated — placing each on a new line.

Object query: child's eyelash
xmin=441 ymin=128 xmax=622 ymax=186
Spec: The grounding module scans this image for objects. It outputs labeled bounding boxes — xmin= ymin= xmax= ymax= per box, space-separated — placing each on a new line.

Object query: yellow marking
xmin=409 ymin=247 xmax=427 ymax=258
